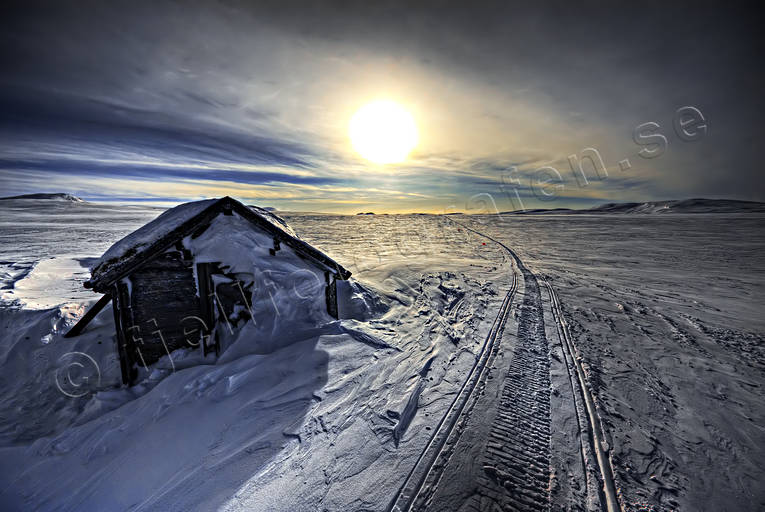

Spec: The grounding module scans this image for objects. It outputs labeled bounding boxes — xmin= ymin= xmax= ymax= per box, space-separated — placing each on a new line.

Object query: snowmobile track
xmin=469 ymin=243 xmax=551 ymax=512
xmin=388 ymin=263 xmax=518 ymax=512
xmin=440 ymin=220 xmax=621 ymax=512
xmin=389 ymin=219 xmax=555 ymax=512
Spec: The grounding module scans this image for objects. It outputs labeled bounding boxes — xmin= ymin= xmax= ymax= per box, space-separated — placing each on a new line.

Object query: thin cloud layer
xmin=1 ymin=1 xmax=761 ymax=212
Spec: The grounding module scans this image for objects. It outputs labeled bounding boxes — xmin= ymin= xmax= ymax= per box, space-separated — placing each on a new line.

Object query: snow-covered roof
xmin=246 ymin=205 xmax=298 ymax=238
xmin=94 ymin=199 xmax=218 ymax=269
xmin=88 ymin=197 xmax=350 ymax=292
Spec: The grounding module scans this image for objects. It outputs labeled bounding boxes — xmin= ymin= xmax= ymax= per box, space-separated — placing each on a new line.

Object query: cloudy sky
xmin=1 ymin=1 xmax=761 ymax=212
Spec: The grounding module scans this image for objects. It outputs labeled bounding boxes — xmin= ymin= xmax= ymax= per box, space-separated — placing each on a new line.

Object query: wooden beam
xmin=196 ymin=262 xmax=215 ymax=356
xmin=112 ymin=284 xmax=131 ymax=385
xmin=63 ymin=293 xmax=112 ymax=338
xmin=325 ymin=274 xmax=338 ymax=319
xmin=117 ymin=281 xmax=138 ymax=385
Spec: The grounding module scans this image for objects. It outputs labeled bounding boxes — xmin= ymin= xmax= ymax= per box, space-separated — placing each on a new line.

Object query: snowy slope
xmin=0 ymin=199 xmax=162 ymax=308
xmin=588 ymin=198 xmax=765 ymax=213
xmin=0 ymin=193 xmax=84 ymax=202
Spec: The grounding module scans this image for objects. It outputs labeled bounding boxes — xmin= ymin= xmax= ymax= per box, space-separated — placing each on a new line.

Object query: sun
xmin=349 ymin=100 xmax=418 ymax=164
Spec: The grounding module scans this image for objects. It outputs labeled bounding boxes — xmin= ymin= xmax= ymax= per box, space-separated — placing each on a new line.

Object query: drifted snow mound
xmin=0 ymin=272 xmax=388 ymax=450
xmin=0 ymin=207 xmax=511 ymax=512
xmin=0 ymin=303 xmax=123 ymax=446
xmin=183 ymin=212 xmax=330 ymax=356
xmin=337 ymin=279 xmax=389 ymax=321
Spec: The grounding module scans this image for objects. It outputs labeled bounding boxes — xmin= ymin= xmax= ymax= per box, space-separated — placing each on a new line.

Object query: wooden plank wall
xmin=112 ymin=244 xmax=341 ymax=385
xmin=126 ymin=250 xmax=202 ymax=368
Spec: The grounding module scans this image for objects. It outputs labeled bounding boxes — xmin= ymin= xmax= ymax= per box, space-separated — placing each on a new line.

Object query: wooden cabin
xmin=66 ymin=196 xmax=350 ymax=385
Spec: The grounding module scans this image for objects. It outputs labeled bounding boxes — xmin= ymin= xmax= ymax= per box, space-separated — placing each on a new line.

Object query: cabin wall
xmin=111 ymin=212 xmax=346 ymax=384
xmin=115 ymin=249 xmax=204 ymax=383
xmin=112 ymin=281 xmax=134 ymax=384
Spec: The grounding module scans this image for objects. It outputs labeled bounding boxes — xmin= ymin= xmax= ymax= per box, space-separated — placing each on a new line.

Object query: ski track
xmin=546 ymin=280 xmax=620 ymax=512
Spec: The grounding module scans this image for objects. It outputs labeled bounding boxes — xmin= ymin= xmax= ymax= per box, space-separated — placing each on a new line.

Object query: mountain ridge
xmin=499 ymin=198 xmax=765 ymax=215
xmin=0 ymin=193 xmax=84 ymax=202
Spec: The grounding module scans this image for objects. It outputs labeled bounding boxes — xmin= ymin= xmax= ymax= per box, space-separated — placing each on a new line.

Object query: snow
xmin=92 ymin=199 xmax=300 ymax=278
xmin=246 ymin=204 xmax=298 ymax=238
xmin=0 ymin=198 xmax=161 ymax=309
xmin=0 ymin=203 xmax=508 ymax=511
xmin=459 ymin=213 xmax=765 ymax=511
xmin=586 ymin=198 xmax=765 ymax=214
xmin=182 ymin=211 xmax=331 ymax=356
xmin=0 ymin=193 xmax=84 ymax=202
xmin=0 ymin=200 xmax=763 ymax=511
xmin=93 ymin=199 xmax=218 ymax=273
xmin=1 ymin=256 xmax=92 ymax=309
xmin=502 ymin=198 xmax=765 ymax=215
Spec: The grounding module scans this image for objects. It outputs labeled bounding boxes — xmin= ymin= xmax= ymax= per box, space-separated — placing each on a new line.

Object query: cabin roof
xmin=88 ymin=196 xmax=350 ymax=292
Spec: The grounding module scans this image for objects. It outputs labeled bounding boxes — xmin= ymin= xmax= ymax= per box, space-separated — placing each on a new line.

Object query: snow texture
xmin=92 ymin=199 xmax=218 ymax=273
xmin=0 ymin=200 xmax=762 ymax=512
xmin=183 ymin=211 xmax=329 ymax=356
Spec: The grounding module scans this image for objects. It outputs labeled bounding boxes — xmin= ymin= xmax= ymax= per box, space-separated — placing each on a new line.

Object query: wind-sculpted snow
xmin=0 ymin=200 xmax=161 ymax=308
xmin=0 ymin=203 xmax=509 ymax=511
xmin=462 ymin=213 xmax=765 ymax=511
xmin=0 ymin=201 xmax=763 ymax=511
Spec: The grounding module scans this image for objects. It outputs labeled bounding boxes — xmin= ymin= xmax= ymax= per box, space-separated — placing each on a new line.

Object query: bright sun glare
xmin=349 ymin=100 xmax=418 ymax=164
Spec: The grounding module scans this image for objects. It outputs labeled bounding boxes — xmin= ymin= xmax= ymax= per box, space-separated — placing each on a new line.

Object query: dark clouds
xmin=0 ymin=1 xmax=762 ymax=210
xmin=0 ymin=88 xmax=318 ymax=168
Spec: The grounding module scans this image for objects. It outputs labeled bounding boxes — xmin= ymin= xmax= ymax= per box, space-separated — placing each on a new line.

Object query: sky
xmin=1 ymin=1 xmax=762 ymax=213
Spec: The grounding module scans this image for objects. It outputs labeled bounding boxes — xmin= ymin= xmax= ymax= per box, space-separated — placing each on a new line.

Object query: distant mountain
xmin=500 ymin=199 xmax=765 ymax=215
xmin=0 ymin=193 xmax=84 ymax=202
